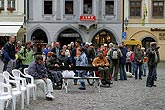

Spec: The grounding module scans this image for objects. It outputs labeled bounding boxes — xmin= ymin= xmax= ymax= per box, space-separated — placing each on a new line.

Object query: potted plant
xmin=7 ymin=7 xmax=15 ymax=12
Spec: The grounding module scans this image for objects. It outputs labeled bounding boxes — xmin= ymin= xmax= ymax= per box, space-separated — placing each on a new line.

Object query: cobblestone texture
xmin=1 ymin=61 xmax=165 ymax=110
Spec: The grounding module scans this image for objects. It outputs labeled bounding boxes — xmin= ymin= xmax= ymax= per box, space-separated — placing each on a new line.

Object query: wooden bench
xmin=49 ymin=66 xmax=101 ymax=93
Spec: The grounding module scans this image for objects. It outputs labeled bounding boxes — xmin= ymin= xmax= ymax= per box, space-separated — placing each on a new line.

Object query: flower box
xmin=7 ymin=7 xmax=15 ymax=12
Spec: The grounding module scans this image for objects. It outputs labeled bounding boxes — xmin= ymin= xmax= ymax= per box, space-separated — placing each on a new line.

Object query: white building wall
xmin=27 ymin=0 xmax=122 ymax=44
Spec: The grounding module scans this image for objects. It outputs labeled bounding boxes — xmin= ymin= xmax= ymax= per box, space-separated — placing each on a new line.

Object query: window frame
xmin=44 ymin=0 xmax=53 ymax=15
xmin=65 ymin=0 xmax=74 ymax=15
xmin=105 ymin=0 xmax=114 ymax=15
xmin=83 ymin=0 xmax=93 ymax=14
xmin=0 ymin=0 xmax=4 ymax=10
xmin=129 ymin=0 xmax=142 ymax=18
xmin=152 ymin=0 xmax=164 ymax=18
xmin=7 ymin=0 xmax=16 ymax=10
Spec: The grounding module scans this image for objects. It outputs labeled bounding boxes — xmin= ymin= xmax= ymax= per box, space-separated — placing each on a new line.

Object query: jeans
xmin=131 ymin=62 xmax=135 ymax=75
xmin=135 ymin=63 xmax=143 ymax=79
xmin=119 ymin=64 xmax=127 ymax=80
xmin=143 ymin=63 xmax=147 ymax=76
xmin=110 ymin=59 xmax=119 ymax=80
xmin=154 ymin=65 xmax=158 ymax=81
xmin=146 ymin=65 xmax=156 ymax=86
xmin=78 ymin=71 xmax=86 ymax=88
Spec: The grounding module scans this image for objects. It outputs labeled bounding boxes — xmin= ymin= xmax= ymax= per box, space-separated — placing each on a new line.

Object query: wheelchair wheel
xmin=87 ymin=71 xmax=95 ymax=86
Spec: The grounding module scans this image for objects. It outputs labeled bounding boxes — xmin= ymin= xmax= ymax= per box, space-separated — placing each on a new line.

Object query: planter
xmin=7 ymin=7 xmax=15 ymax=13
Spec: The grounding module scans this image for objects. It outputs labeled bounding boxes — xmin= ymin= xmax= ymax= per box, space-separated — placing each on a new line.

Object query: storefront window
xmin=44 ymin=0 xmax=52 ymax=14
xmin=83 ymin=0 xmax=92 ymax=14
xmin=105 ymin=1 xmax=114 ymax=15
xmin=65 ymin=0 xmax=73 ymax=14
xmin=129 ymin=0 xmax=142 ymax=17
xmin=152 ymin=1 xmax=164 ymax=17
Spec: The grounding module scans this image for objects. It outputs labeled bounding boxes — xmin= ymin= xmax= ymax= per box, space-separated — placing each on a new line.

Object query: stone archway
xmin=31 ymin=29 xmax=48 ymax=53
xmin=56 ymin=28 xmax=83 ymax=46
xmin=142 ymin=37 xmax=156 ymax=50
xmin=91 ymin=29 xmax=118 ymax=47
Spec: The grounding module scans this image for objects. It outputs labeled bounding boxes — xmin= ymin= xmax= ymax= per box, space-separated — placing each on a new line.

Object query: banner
xmin=142 ymin=3 xmax=147 ymax=26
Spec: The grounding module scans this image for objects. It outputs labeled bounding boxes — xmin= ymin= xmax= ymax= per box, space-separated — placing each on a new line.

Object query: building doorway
xmin=57 ymin=28 xmax=82 ymax=46
xmin=142 ymin=37 xmax=156 ymax=50
xmin=31 ymin=29 xmax=48 ymax=53
xmin=92 ymin=30 xmax=117 ymax=47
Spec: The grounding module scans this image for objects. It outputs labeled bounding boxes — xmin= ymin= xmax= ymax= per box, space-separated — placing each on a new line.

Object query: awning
xmin=0 ymin=22 xmax=23 ymax=36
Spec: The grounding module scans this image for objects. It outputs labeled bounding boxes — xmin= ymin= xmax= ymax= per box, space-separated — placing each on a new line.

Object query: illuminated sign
xmin=80 ymin=15 xmax=96 ymax=21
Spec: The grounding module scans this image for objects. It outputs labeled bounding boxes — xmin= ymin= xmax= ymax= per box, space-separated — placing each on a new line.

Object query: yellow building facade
xmin=124 ymin=0 xmax=165 ymax=61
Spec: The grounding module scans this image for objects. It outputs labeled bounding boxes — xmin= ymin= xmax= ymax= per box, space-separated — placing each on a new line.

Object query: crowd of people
xmin=1 ymin=35 xmax=160 ymax=100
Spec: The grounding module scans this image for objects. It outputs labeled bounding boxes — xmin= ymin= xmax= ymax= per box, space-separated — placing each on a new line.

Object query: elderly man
xmin=28 ymin=55 xmax=54 ymax=100
xmin=92 ymin=51 xmax=110 ymax=83
xmin=146 ymin=42 xmax=160 ymax=87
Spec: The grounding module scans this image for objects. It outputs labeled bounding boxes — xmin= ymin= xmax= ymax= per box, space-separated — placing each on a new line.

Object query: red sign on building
xmin=80 ymin=15 xmax=96 ymax=21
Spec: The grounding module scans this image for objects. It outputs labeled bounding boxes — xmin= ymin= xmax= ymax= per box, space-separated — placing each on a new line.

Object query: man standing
xmin=51 ymin=42 xmax=61 ymax=56
xmin=134 ymin=44 xmax=144 ymax=80
xmin=3 ymin=36 xmax=16 ymax=73
xmin=107 ymin=43 xmax=122 ymax=81
xmin=146 ymin=42 xmax=160 ymax=87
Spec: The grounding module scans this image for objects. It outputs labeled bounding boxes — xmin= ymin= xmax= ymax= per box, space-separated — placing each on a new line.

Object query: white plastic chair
xmin=3 ymin=71 xmax=23 ymax=110
xmin=0 ymin=82 xmax=13 ymax=110
xmin=23 ymin=68 xmax=36 ymax=102
xmin=12 ymin=69 xmax=36 ymax=105
xmin=0 ymin=74 xmax=14 ymax=110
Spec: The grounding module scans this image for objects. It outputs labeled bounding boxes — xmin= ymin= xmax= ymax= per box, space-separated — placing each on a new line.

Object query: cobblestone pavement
xmin=0 ymin=61 xmax=165 ymax=110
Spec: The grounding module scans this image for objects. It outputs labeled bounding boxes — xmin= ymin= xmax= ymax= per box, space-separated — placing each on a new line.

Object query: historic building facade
xmin=124 ymin=0 xmax=165 ymax=60
xmin=0 ymin=0 xmax=25 ymax=48
xmin=27 ymin=0 xmax=122 ymax=49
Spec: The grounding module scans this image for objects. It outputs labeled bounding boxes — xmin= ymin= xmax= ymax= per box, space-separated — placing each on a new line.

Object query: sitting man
xmin=92 ymin=51 xmax=110 ymax=83
xmin=47 ymin=54 xmax=63 ymax=88
xmin=28 ymin=55 xmax=54 ymax=100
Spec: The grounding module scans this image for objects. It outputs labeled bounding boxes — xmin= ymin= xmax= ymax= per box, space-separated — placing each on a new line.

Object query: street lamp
xmin=124 ymin=18 xmax=129 ymax=30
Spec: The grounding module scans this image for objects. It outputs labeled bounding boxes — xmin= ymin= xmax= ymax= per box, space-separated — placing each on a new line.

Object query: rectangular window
xmin=152 ymin=1 xmax=164 ymax=17
xmin=105 ymin=1 xmax=114 ymax=15
xmin=83 ymin=0 xmax=92 ymax=14
xmin=7 ymin=0 xmax=15 ymax=9
xmin=65 ymin=1 xmax=73 ymax=14
xmin=130 ymin=0 xmax=142 ymax=17
xmin=0 ymin=0 xmax=4 ymax=10
xmin=44 ymin=1 xmax=52 ymax=14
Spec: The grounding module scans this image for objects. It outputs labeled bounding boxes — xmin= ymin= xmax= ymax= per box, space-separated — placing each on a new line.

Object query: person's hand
xmin=55 ymin=64 xmax=59 ymax=67
xmin=139 ymin=60 xmax=141 ymax=63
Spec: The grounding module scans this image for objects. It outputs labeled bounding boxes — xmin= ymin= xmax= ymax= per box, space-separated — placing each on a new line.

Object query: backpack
xmin=111 ymin=49 xmax=119 ymax=59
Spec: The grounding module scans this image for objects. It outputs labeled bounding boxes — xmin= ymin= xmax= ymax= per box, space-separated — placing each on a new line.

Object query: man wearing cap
xmin=146 ymin=42 xmax=160 ymax=87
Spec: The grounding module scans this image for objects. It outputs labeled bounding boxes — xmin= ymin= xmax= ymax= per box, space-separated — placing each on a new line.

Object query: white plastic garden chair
xmin=12 ymin=69 xmax=36 ymax=105
xmin=0 ymin=74 xmax=14 ymax=110
xmin=3 ymin=71 xmax=24 ymax=110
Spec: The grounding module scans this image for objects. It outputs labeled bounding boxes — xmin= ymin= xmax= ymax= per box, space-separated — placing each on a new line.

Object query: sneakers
xmin=46 ymin=92 xmax=55 ymax=100
xmin=78 ymin=87 xmax=86 ymax=90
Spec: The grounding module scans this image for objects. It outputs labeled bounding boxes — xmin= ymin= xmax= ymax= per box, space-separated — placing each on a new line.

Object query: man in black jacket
xmin=146 ymin=42 xmax=160 ymax=87
xmin=2 ymin=36 xmax=16 ymax=73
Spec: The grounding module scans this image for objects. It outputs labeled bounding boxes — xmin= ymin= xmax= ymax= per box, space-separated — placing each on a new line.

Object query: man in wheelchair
xmin=92 ymin=51 xmax=111 ymax=86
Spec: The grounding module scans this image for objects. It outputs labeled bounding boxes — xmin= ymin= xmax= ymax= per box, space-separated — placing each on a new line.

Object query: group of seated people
xmin=27 ymin=48 xmax=111 ymax=100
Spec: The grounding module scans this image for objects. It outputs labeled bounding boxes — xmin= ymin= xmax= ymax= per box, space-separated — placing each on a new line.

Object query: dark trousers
xmin=98 ymin=67 xmax=110 ymax=80
xmin=135 ymin=63 xmax=143 ymax=79
xmin=119 ymin=64 xmax=127 ymax=80
xmin=146 ymin=65 xmax=156 ymax=86
xmin=110 ymin=59 xmax=119 ymax=80
xmin=126 ymin=62 xmax=132 ymax=73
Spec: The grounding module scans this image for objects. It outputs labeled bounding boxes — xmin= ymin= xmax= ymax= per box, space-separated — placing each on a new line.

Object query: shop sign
xmin=159 ymin=33 xmax=165 ymax=40
xmin=80 ymin=15 xmax=96 ymax=21
xmin=60 ymin=33 xmax=80 ymax=37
